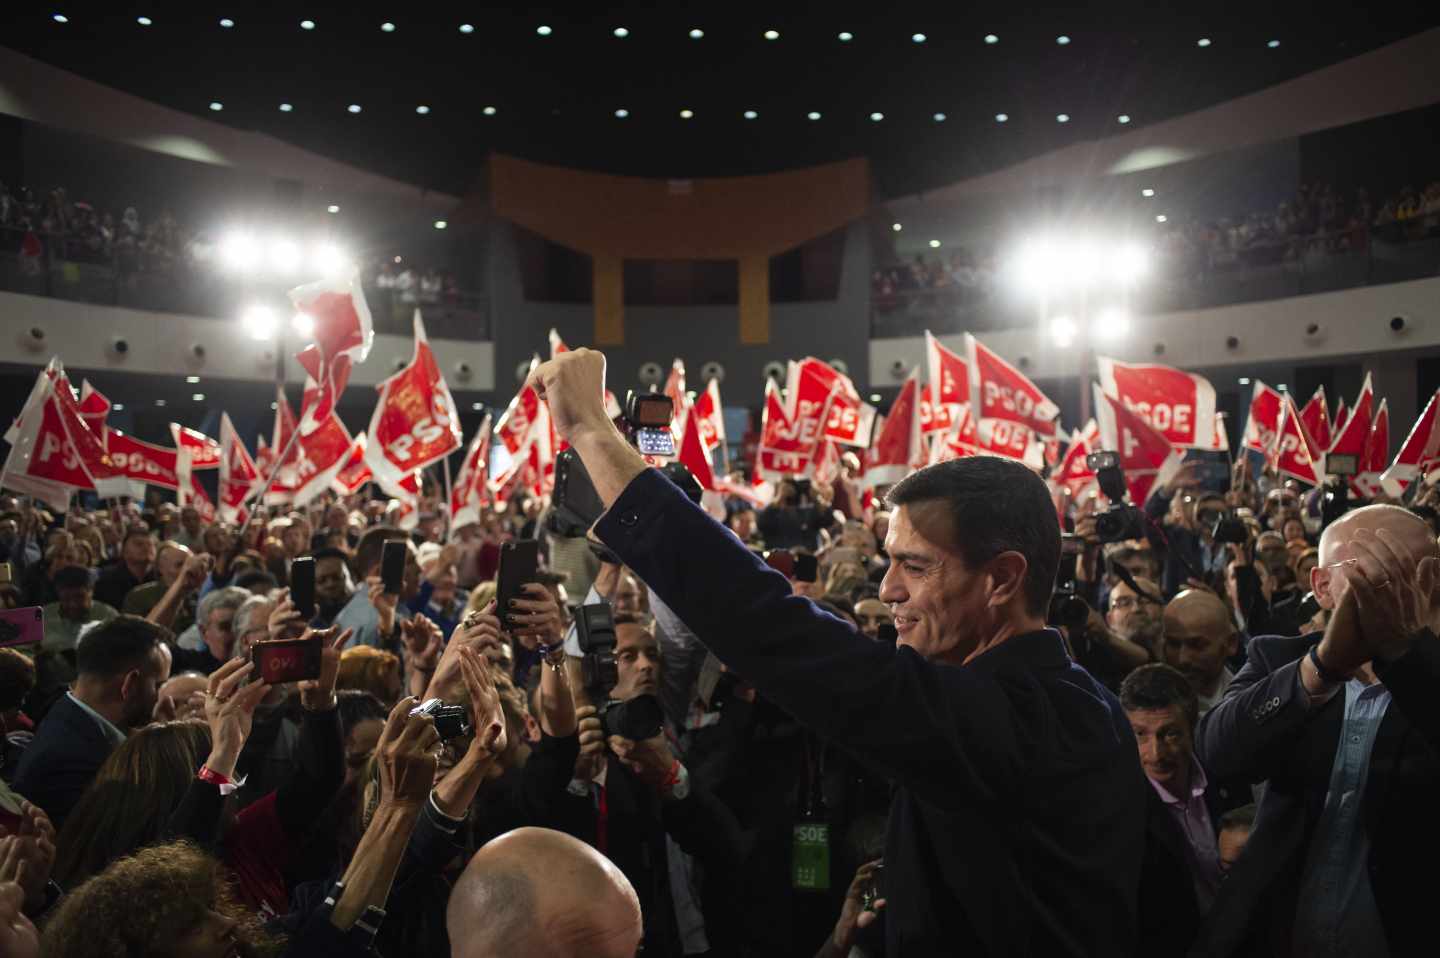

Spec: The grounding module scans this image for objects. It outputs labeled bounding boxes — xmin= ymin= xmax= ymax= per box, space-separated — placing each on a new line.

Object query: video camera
xmin=1048 ymin=532 xmax=1090 ymax=635
xmin=1320 ymin=451 xmax=1358 ymax=530
xmin=574 ymin=602 xmax=665 ymax=741
xmin=1087 ymin=451 xmax=1147 ymax=543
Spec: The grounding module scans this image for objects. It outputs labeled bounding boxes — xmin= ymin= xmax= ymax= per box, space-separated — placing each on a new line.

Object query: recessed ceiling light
xmin=192 ymin=393 xmax=205 ymax=402
xmin=984 ymin=34 xmax=999 ymax=44
xmin=929 ymin=239 xmax=942 ymax=248
xmin=219 ymin=18 xmax=234 ymax=28
xmin=52 ymin=13 xmax=68 ymax=24
xmin=615 ymin=108 xmax=629 ymax=118
xmin=995 ymin=112 xmax=1009 ymax=122
xmin=155 ymin=399 xmax=167 ymax=407
xmin=137 ymin=16 xmax=152 ymax=26
xmin=279 ymin=102 xmax=293 ymax=112
xmin=613 ymin=27 xmax=629 ymax=38
xmin=209 ymin=101 xmax=223 ymax=111
xmin=1155 ymin=214 xmax=1168 ymax=223
xmin=1238 ymin=377 xmax=1251 ymax=385
xmin=763 ymin=29 xmax=780 ymax=40
xmin=326 ymin=205 xmax=339 ymax=213
xmin=1268 ymin=39 xmax=1280 ymax=48
xmin=1118 ymin=114 xmax=1133 ymax=125
xmin=838 ymin=31 xmax=853 ymax=42
xmin=892 ymin=223 xmax=903 ymax=232
xmin=415 ymin=105 xmax=430 ymax=114
xmin=1197 ymin=38 xmax=1212 ymax=47
xmin=300 ymin=19 xmax=315 ymax=31
xmin=1056 ymin=35 xmax=1071 ymax=45
xmin=679 ymin=109 xmax=694 ymax=119
xmin=1141 ymin=188 xmax=1155 ymax=197
xmin=459 ymin=23 xmax=474 ymax=34
xmin=912 ymin=33 xmax=927 ymax=44
xmin=482 ymin=106 xmax=496 ymax=116
xmin=933 ymin=112 xmax=947 ymax=122
xmin=347 ymin=104 xmax=362 ymax=114
xmin=472 ymin=402 xmax=484 ymax=411
xmin=807 ymin=111 xmax=822 ymax=121
xmin=380 ymin=22 xmax=395 ymax=33
xmin=869 ymin=112 xmax=884 ymax=122
xmin=689 ymin=28 xmax=704 ymax=39
xmin=536 ymin=25 xmax=552 ymax=36
xmin=186 ymin=375 xmax=201 ymax=384
xmin=869 ymin=393 xmax=882 ymax=403
xmin=434 ymin=220 xmax=448 ymax=230
xmin=1056 ymin=113 xmax=1070 ymax=123
xmin=743 ymin=110 xmax=758 ymax=119
xmin=113 ymin=403 xmax=124 ymax=411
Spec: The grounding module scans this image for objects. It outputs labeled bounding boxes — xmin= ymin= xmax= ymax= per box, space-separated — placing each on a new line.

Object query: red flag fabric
xmin=363 ymin=312 xmax=462 ymax=489
xmin=1273 ymin=394 xmax=1320 ymax=486
xmin=757 ymin=379 xmax=812 ymax=480
xmin=1299 ymin=386 xmax=1332 ymax=455
xmin=929 ymin=404 xmax=978 ymax=464
xmin=290 ymin=271 xmax=374 ymax=435
xmin=1324 ymin=374 xmax=1373 ymax=476
xmin=331 ymin=434 xmax=373 ymax=497
xmin=1096 ymin=356 xmax=1217 ymax=449
xmin=1334 ymin=397 xmax=1349 ymax=438
xmin=926 ymin=331 xmax=970 ymax=407
xmin=692 ymin=378 xmax=727 ymax=456
xmin=218 ymin=413 xmax=258 ymax=524
xmin=78 ymin=380 xmax=111 ymax=443
xmin=175 ymin=452 xmax=216 ymax=524
xmin=663 ymin=359 xmax=688 ymax=441
xmin=292 ymin=402 xmax=354 ymax=508
xmin=378 ymin=471 xmax=422 ymax=532
xmin=1241 ymin=381 xmax=1284 ymax=456
xmin=1354 ymin=400 xmax=1389 ymax=498
xmin=789 ymin=358 xmax=876 ymax=449
xmin=864 ymin=368 xmax=923 ymax=487
xmin=918 ymin=384 xmax=954 ymax=436
xmin=170 ymin=424 xmax=221 ymax=470
xmin=1381 ymin=389 xmax=1440 ymax=497
xmin=1054 ymin=421 xmax=1101 ymax=498
xmin=1093 ymin=384 xmax=1184 ymax=505
xmin=974 ymin=418 xmax=1046 ymax=470
xmin=449 ymin=417 xmax=492 ymax=531
xmin=1 ymin=364 xmax=129 ymax=509
xmin=1211 ymin=413 xmax=1230 ymax=452
xmin=549 ymin=328 xmax=568 ymax=359
xmin=966 ymin=333 xmax=1060 ymax=437
xmin=106 ymin=430 xmax=179 ymax=490
xmin=678 ymin=404 xmax=718 ymax=492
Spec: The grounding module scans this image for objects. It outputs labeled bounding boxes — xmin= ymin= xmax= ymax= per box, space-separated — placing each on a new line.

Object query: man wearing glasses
xmin=1107 ymin=575 xmax=1165 ymax=660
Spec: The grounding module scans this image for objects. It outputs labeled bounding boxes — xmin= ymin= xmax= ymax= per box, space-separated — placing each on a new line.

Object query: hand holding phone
xmin=496 ymin=540 xmax=540 ymax=632
xmin=290 ymin=556 xmax=316 ymax=620
xmin=381 ymin=540 xmax=407 ymax=595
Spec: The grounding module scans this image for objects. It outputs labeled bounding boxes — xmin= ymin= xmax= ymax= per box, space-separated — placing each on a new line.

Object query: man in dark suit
xmin=12 ymin=615 xmax=169 ymax=827
xmin=528 ymin=349 xmax=1147 ymax=957
xmin=1195 ymin=504 xmax=1440 ymax=957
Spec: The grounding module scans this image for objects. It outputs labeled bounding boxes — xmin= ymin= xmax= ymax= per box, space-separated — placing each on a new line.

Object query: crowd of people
xmin=0 ymin=182 xmax=189 ymax=275
xmin=0 ymin=348 xmax=1436 ymax=955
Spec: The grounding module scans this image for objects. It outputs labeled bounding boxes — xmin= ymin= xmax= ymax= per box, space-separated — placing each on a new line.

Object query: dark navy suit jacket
xmin=12 ymin=692 xmax=118 ymax=828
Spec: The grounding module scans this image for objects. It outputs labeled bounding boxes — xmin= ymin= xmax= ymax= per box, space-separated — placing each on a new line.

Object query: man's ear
xmin=986 ymin=551 xmax=1031 ymax=610
xmin=1311 ymin=565 xmax=1334 ymax=611
xmin=118 ymin=667 xmax=142 ymax=704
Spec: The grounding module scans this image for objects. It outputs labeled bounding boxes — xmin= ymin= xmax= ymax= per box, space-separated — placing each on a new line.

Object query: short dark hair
xmin=76 ymin=615 xmax=168 ymax=679
xmin=313 ymin=547 xmax=350 ymax=564
xmin=234 ymin=570 xmax=278 ymax=593
xmin=886 ymin=457 xmax=1061 ymax=616
xmin=121 ymin=528 xmax=153 ymax=549
xmin=1119 ymin=663 xmax=1198 ymax=733
xmin=353 ymin=526 xmax=406 ymax=577
xmin=1219 ymin=803 xmax=1257 ymax=832
xmin=54 ymin=564 xmax=95 ymax=589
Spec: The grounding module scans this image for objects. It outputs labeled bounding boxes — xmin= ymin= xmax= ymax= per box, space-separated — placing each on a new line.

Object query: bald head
xmin=447 ymin=827 xmax=641 ymax=958
xmin=1162 ymin=589 xmax=1237 ymax=698
xmin=1313 ymin=505 xmax=1440 ymax=610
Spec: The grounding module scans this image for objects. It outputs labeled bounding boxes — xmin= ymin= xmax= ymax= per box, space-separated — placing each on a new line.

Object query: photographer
xmin=528 ymin=349 xmax=1146 ymax=957
xmin=1144 ymin=464 xmax=1232 ymax=599
xmin=758 ymin=478 xmax=838 ymax=552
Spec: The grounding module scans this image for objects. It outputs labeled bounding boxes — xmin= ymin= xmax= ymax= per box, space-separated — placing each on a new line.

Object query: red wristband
xmin=197 ymin=765 xmax=232 ymax=787
xmin=660 ymin=758 xmax=682 ymax=792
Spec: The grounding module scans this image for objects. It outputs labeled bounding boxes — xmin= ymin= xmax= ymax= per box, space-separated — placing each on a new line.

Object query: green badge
xmin=792 ymin=822 xmax=830 ymax=891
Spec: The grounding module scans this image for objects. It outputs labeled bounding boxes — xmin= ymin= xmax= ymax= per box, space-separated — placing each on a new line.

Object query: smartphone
xmin=290 ymin=556 xmax=316 ymax=620
xmin=0 ymin=607 xmax=42 ymax=649
xmin=380 ymin=540 xmax=407 ymax=595
xmin=496 ymin=539 xmax=540 ymax=631
xmin=764 ymin=549 xmax=796 ymax=578
xmin=251 ymin=636 xmax=322 ymax=684
xmin=794 ymin=553 xmax=819 ymax=583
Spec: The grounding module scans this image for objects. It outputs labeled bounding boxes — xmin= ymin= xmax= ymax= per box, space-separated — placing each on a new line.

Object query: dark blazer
xmin=11 ymin=692 xmax=118 ymax=828
xmin=597 ymin=469 xmax=1148 ymax=957
xmin=1193 ymin=631 xmax=1440 ymax=957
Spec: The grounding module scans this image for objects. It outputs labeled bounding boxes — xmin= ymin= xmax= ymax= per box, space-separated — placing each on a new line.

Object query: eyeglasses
xmin=1110 ymin=596 xmax=1159 ymax=611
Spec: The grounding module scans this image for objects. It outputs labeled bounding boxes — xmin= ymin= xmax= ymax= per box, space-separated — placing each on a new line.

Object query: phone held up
xmin=380 ymin=540 xmax=407 ymax=595
xmin=496 ymin=540 xmax=540 ymax=631
xmin=290 ymin=556 xmax=316 ymax=621
xmin=251 ymin=634 xmax=322 ymax=684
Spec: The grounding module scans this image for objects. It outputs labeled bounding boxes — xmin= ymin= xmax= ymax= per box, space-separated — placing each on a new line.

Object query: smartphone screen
xmin=253 ymin=637 xmax=322 ymax=684
xmin=290 ymin=556 xmax=316 ymax=620
xmin=380 ymin=540 xmax=407 ymax=595
xmin=0 ymin=607 xmax=42 ymax=649
xmin=496 ymin=539 xmax=540 ymax=631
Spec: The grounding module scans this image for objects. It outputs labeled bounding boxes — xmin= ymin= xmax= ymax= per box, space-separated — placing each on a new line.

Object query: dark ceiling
xmin=4 ymin=3 xmax=1438 ymax=200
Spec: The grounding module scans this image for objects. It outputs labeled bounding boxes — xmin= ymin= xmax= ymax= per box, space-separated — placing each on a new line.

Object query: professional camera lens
xmin=601 ymin=693 xmax=664 ymax=742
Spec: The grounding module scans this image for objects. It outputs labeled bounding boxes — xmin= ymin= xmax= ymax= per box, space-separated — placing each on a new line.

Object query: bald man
xmin=447 ymin=827 xmax=642 ymax=958
xmin=1161 ymin=590 xmax=1238 ymax=714
xmin=1194 ymin=505 xmax=1440 ymax=956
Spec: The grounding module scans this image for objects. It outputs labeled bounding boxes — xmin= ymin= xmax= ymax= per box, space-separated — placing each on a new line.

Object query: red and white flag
xmin=677 ymin=404 xmax=718 ymax=492
xmin=379 ymin=471 xmax=422 ymax=531
xmin=974 ymin=419 xmax=1046 ymax=470
xmin=1354 ymin=400 xmax=1389 ymax=498
xmin=1334 ymin=397 xmax=1349 ymax=438
xmin=930 ymin=404 xmax=978 ymax=464
xmin=692 ymin=378 xmax=727 ymax=458
xmin=1242 ymin=381 xmax=1284 ymax=457
xmin=1211 ymin=413 xmax=1230 ymax=452
xmin=864 ymin=368 xmax=924 ymax=487
xmin=331 ymin=435 xmax=373 ymax=497
xmin=1324 ymin=374 xmax=1373 ymax=478
xmin=1 ymin=362 xmax=129 ymax=510
xmin=919 ymin=385 xmax=954 ymax=436
xmin=290 ymin=271 xmax=374 ymax=435
xmin=788 ymin=358 xmax=875 ymax=449
xmin=218 ymin=413 xmax=258 ymax=524
xmin=1273 ymin=394 xmax=1320 ymax=486
xmin=364 ymin=312 xmax=462 ymax=489
xmin=926 ymin=331 xmax=970 ymax=408
xmin=1054 ymin=420 xmax=1102 ymax=499
xmin=1096 ymin=356 xmax=1216 ymax=450
xmin=449 ymin=417 xmax=491 ymax=531
xmin=175 ymin=452 xmax=217 ymax=524
xmin=1380 ymin=389 xmax=1440 ymax=497
xmin=966 ymin=333 xmax=1060 ymax=437
xmin=77 ymin=380 xmax=111 ymax=444
xmin=757 ymin=378 xmax=812 ymax=480
xmin=106 ymin=430 xmax=179 ymax=491
xmin=170 ymin=424 xmax=221 ymax=470
xmin=1093 ymin=384 xmax=1184 ymax=506
xmin=292 ymin=394 xmax=355 ymax=508
xmin=1299 ymin=387 xmax=1332 ymax=455
xmin=663 ymin=359 xmax=689 ymax=442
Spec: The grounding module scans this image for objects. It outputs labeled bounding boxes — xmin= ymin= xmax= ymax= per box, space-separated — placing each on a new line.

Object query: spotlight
xmin=155 ymin=399 xmax=166 ymax=407
xmin=1056 ymin=35 xmax=1071 ymax=45
xmin=192 ymin=393 xmax=205 ymax=402
xmin=241 ymin=305 xmax=276 ymax=340
xmin=984 ymin=34 xmax=999 ymax=44
xmin=995 ymin=113 xmax=1009 ymax=122
xmin=838 ymin=31 xmax=853 ymax=42
xmin=929 ymin=239 xmax=942 ymax=249
xmin=679 ymin=109 xmax=694 ymax=119
xmin=1056 ymin=113 xmax=1070 ymax=123
xmin=416 ymin=105 xmax=430 ymax=115
xmin=1155 ymin=214 xmax=1168 ymax=223
xmin=1267 ymin=39 xmax=1280 ymax=48
xmin=1238 ymin=377 xmax=1251 ymax=385
xmin=137 ymin=16 xmax=152 ymax=26
xmin=434 ymin=220 xmax=448 ymax=230
xmin=186 ymin=375 xmax=201 ymax=384
xmin=482 ymin=106 xmax=496 ymax=116
xmin=1092 ymin=307 xmax=1130 ymax=340
xmin=892 ymin=223 xmax=902 ymax=232
xmin=219 ymin=18 xmax=234 ymax=28
xmin=1110 ymin=244 xmax=1149 ymax=285
xmin=381 ymin=22 xmax=395 ymax=33
xmin=615 ymin=109 xmax=629 ymax=118
xmin=1197 ymin=38 xmax=1211 ymax=47
xmin=113 ymin=403 xmax=124 ymax=411
xmin=1278 ymin=383 xmax=1288 ymax=392
xmin=744 ymin=110 xmax=758 ymax=119
xmin=347 ymin=104 xmax=362 ymax=114
xmin=807 ymin=111 xmax=822 ymax=121
xmin=1050 ymin=316 xmax=1078 ymax=348
xmin=613 ymin=27 xmax=628 ymax=38
xmin=279 ymin=103 xmax=294 ymax=112
xmin=912 ymin=33 xmax=927 ymax=43
xmin=300 ymin=19 xmax=315 ymax=31
xmin=1141 ymin=188 xmax=1155 ymax=197
xmin=291 ymin=313 xmax=315 ymax=337
xmin=763 ymin=29 xmax=779 ymax=40
xmin=314 ymin=242 xmax=349 ymax=273
xmin=536 ymin=25 xmax=552 ymax=36
xmin=52 ymin=13 xmax=68 ymax=24
xmin=459 ymin=23 xmax=474 ymax=34
xmin=869 ymin=393 xmax=882 ymax=402
xmin=472 ymin=402 xmax=484 ymax=411
xmin=209 ymin=101 xmax=224 ymax=111
xmin=869 ymin=112 xmax=884 ymax=122
xmin=933 ymin=112 xmax=947 ymax=122
xmin=1117 ymin=114 xmax=1131 ymax=124
xmin=690 ymin=28 xmax=704 ymax=39
xmin=219 ymin=232 xmax=258 ymax=271
xmin=326 ymin=204 xmax=339 ymax=213
xmin=268 ymin=237 xmax=300 ymax=274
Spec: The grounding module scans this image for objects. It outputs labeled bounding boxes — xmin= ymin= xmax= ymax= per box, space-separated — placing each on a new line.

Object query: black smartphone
xmin=251 ymin=636 xmax=322 ymax=684
xmin=290 ymin=556 xmax=316 ymax=620
xmin=496 ymin=539 xmax=540 ymax=631
xmin=381 ymin=540 xmax=407 ymax=595
xmin=794 ymin=553 xmax=819 ymax=583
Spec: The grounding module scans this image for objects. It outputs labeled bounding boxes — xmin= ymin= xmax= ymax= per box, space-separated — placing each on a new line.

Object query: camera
xmin=621 ymin=390 xmax=676 ymax=457
xmin=1211 ymin=516 xmax=1250 ymax=545
xmin=409 ymin=697 xmax=472 ymax=741
xmin=575 ymin=601 xmax=664 ymax=742
xmin=1086 ymin=451 xmax=1147 ymax=543
xmin=1321 ymin=477 xmax=1350 ymax=530
xmin=1048 ymin=532 xmax=1090 ymax=634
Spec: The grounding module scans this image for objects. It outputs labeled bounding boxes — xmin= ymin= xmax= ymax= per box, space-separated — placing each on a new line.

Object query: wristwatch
xmin=1307 ymin=644 xmax=1345 ymax=686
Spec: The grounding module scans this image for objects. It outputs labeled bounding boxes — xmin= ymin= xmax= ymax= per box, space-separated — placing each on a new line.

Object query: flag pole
xmin=442 ymin=454 xmax=454 ymax=542
xmin=244 ymin=424 xmax=303 ymax=510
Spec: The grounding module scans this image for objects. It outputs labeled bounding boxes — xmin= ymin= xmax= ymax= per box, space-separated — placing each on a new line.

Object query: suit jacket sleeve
xmin=1195 ymin=637 xmax=1313 ymax=783
xmin=275 ymin=707 xmax=346 ymax=838
xmin=596 ymin=470 xmax=1026 ymax=807
xmin=1373 ymin=629 xmax=1440 ymax=749
xmin=660 ymin=776 xmax=747 ymax=873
